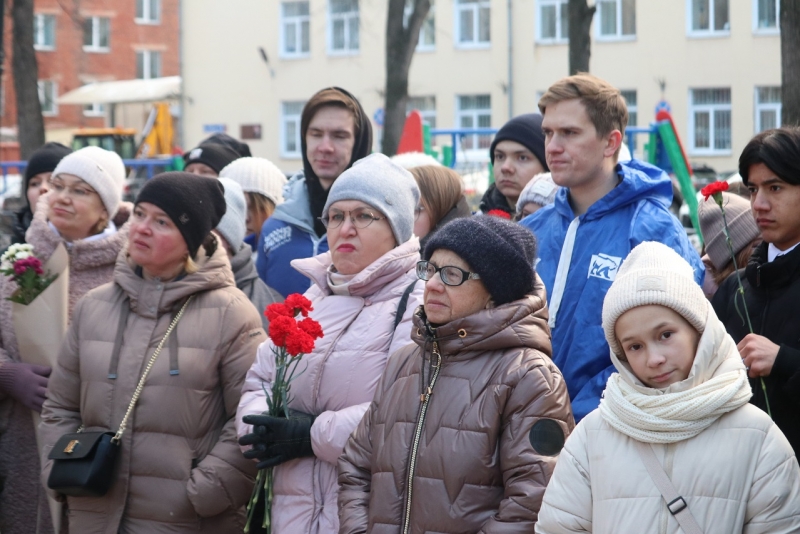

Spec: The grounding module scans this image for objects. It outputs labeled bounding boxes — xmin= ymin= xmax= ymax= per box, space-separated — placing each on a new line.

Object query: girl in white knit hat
xmin=536 ymin=241 xmax=800 ymax=534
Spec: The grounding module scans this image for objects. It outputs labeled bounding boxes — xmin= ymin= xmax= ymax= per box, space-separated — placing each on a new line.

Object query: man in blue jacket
xmin=257 ymin=87 xmax=373 ymax=297
xmin=520 ymin=73 xmax=703 ymax=421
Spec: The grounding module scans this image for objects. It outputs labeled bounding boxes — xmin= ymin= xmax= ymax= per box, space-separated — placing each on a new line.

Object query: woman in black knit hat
xmin=40 ymin=172 xmax=266 ymax=533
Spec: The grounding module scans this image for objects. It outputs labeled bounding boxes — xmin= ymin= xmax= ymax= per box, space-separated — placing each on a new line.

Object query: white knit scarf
xmin=599 ymin=322 xmax=753 ymax=444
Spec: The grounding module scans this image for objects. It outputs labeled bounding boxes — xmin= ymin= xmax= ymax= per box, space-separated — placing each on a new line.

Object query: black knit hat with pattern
xmin=135 ymin=172 xmax=226 ymax=255
xmin=423 ymin=216 xmax=538 ymax=305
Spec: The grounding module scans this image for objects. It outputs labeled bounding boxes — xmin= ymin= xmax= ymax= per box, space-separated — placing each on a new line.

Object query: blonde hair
xmin=246 ymin=192 xmax=276 ymax=232
xmin=539 ymin=73 xmax=628 ymax=156
xmin=410 ymin=165 xmax=464 ymax=229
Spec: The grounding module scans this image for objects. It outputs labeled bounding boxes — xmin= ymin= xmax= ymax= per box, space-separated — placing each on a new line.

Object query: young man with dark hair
xmin=713 ymin=126 xmax=800 ymax=454
xmin=256 ymin=87 xmax=373 ymax=297
xmin=520 ymin=73 xmax=703 ymax=421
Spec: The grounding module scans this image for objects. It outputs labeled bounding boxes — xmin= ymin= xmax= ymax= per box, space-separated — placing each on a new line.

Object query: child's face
xmin=615 ymin=305 xmax=700 ymax=389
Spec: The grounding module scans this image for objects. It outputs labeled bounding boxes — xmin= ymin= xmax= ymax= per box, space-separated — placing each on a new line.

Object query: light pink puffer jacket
xmin=236 ymin=238 xmax=423 ymax=534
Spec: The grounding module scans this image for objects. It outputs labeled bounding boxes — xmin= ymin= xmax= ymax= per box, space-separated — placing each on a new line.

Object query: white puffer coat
xmin=536 ymin=310 xmax=800 ymax=534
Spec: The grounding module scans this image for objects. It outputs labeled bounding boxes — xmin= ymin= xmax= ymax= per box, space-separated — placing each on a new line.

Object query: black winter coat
xmin=712 ymin=242 xmax=800 ymax=454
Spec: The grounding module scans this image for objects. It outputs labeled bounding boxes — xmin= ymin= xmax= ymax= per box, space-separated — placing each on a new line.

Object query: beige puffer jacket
xmin=338 ymin=277 xmax=575 ymax=534
xmin=535 ymin=310 xmax=800 ymax=533
xmin=39 ymin=244 xmax=266 ymax=534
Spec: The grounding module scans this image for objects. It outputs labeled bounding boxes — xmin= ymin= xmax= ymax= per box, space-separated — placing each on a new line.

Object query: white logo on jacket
xmin=263 ymin=226 xmax=292 ymax=252
xmin=587 ymin=253 xmax=622 ymax=281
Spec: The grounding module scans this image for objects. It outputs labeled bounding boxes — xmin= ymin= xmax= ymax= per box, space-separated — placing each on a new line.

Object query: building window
xmin=456 ymin=94 xmax=491 ymax=150
xmin=755 ymin=86 xmax=781 ymax=132
xmin=689 ymin=88 xmax=731 ymax=153
xmin=537 ymin=0 xmax=568 ymax=44
xmin=83 ymin=16 xmax=110 ymax=51
xmin=38 ymin=80 xmax=58 ymax=116
xmin=329 ymin=0 xmax=359 ymax=54
xmin=407 ymin=96 xmax=437 ymax=128
xmin=688 ymin=0 xmax=729 ymax=35
xmin=753 ymin=0 xmax=779 ymax=32
xmin=34 ymin=14 xmax=56 ymax=50
xmin=281 ymin=1 xmax=310 ymax=57
xmin=620 ymin=90 xmax=637 ymax=151
xmin=84 ymin=102 xmax=106 ymax=117
xmin=136 ymin=50 xmax=162 ymax=79
xmin=404 ymin=0 xmax=436 ymax=51
xmin=597 ymin=0 xmax=635 ymax=39
xmin=135 ymin=0 xmax=160 ymax=24
xmin=281 ymin=101 xmax=305 ymax=158
xmin=456 ymin=0 xmax=490 ymax=47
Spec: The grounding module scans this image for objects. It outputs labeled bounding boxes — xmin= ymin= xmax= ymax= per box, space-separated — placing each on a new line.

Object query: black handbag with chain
xmin=46 ymin=297 xmax=193 ymax=497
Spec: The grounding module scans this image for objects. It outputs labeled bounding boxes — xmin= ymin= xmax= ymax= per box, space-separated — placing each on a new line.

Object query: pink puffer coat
xmin=236 ymin=238 xmax=423 ymax=534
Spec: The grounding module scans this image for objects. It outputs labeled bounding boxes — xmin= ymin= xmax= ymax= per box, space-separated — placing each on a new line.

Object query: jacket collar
xmin=292 ymin=237 xmax=420 ymax=299
xmin=745 ymin=240 xmax=800 ymax=289
xmin=411 ymin=274 xmax=552 ymax=359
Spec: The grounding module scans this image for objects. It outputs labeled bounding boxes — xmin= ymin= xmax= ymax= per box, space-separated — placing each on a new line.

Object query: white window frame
xmin=33 ymin=13 xmax=56 ymax=51
xmin=404 ymin=0 xmax=436 ymax=52
xmin=686 ymin=0 xmax=730 ymax=38
xmin=135 ymin=0 xmax=160 ymax=24
xmin=754 ymin=86 xmax=781 ymax=133
xmin=280 ymin=101 xmax=305 ymax=159
xmin=455 ymin=0 xmax=491 ymax=48
xmin=83 ymin=16 xmax=110 ymax=52
xmin=327 ymin=0 xmax=360 ymax=55
xmin=688 ymin=88 xmax=732 ymax=156
xmin=595 ymin=0 xmax=636 ymax=41
xmin=536 ymin=0 xmax=568 ymax=45
xmin=280 ymin=1 xmax=310 ymax=58
xmin=456 ymin=94 xmax=492 ymax=158
xmin=752 ymin=0 xmax=779 ymax=34
xmin=407 ymin=96 xmax=437 ymax=128
xmin=38 ymin=80 xmax=58 ymax=116
xmin=83 ymin=102 xmax=106 ymax=118
xmin=136 ymin=50 xmax=162 ymax=79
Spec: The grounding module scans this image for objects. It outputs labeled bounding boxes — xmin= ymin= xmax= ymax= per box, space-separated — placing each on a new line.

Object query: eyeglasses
xmin=416 ymin=260 xmax=481 ymax=287
xmin=48 ymin=179 xmax=97 ymax=199
xmin=320 ymin=207 xmax=385 ymax=229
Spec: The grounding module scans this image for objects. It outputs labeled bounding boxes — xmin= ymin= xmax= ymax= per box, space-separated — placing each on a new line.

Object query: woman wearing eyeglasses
xmin=338 ymin=216 xmax=575 ymax=534
xmin=236 ymin=153 xmax=424 ymax=534
xmin=0 ymin=146 xmax=128 ymax=534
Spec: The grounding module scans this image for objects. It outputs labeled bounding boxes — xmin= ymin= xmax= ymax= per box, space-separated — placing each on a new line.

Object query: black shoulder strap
xmin=393 ymin=280 xmax=418 ymax=331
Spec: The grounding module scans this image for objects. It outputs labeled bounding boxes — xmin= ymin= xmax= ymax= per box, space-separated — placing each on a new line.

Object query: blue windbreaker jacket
xmin=520 ymin=160 xmax=704 ymax=421
xmin=256 ymin=173 xmax=329 ymax=298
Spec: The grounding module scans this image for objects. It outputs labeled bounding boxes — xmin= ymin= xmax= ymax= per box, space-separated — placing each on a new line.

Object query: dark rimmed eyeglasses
xmin=319 ymin=207 xmax=385 ymax=229
xmin=416 ymin=260 xmax=481 ymax=287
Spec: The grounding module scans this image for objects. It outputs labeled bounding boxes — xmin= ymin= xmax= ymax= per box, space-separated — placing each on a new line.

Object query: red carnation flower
xmin=701 ymin=181 xmax=729 ymax=201
xmin=297 ymin=317 xmax=324 ymax=340
xmin=268 ymin=315 xmax=296 ymax=347
xmin=284 ymin=293 xmax=314 ymax=317
xmin=486 ymin=209 xmax=511 ymax=219
xmin=284 ymin=329 xmax=315 ymax=356
xmin=265 ymin=302 xmax=293 ymax=322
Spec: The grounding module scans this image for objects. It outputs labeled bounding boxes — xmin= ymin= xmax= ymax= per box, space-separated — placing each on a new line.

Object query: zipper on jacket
xmin=401 ymin=341 xmax=442 ymax=534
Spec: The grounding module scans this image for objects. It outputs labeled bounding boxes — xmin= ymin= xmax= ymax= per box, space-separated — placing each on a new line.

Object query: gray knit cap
xmin=322 ymin=153 xmax=420 ymax=245
xmin=699 ymin=192 xmax=760 ymax=271
xmin=216 ymin=178 xmax=247 ymax=250
xmin=516 ymin=172 xmax=559 ymax=213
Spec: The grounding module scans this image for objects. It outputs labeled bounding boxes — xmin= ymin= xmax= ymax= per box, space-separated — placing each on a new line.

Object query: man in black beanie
xmin=480 ymin=114 xmax=548 ymax=217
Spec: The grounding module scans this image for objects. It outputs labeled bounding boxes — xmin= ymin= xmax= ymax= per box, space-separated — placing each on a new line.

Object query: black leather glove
xmin=239 ymin=412 xmax=316 ymax=469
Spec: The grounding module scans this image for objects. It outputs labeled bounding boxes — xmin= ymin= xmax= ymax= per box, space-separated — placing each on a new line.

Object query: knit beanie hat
xmin=216 ymin=178 xmax=247 ymax=250
xmin=699 ymin=192 xmax=760 ymax=271
xmin=183 ymin=142 xmax=241 ymax=175
xmin=202 ymin=133 xmax=252 ymax=158
xmin=489 ymin=113 xmax=549 ymax=171
xmin=135 ymin=172 xmax=227 ymax=255
xmin=322 ymin=153 xmax=420 ymax=245
xmin=423 ymin=216 xmax=537 ymax=305
xmin=24 ymin=142 xmax=72 ymax=201
xmin=219 ymin=157 xmax=287 ymax=206
xmin=516 ymin=172 xmax=558 ymax=213
xmin=602 ymin=241 xmax=709 ymax=358
xmin=52 ymin=146 xmax=126 ymax=216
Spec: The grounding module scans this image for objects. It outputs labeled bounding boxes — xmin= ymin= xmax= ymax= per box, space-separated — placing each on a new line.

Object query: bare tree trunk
xmin=12 ymin=0 xmax=44 ymax=158
xmin=568 ymin=0 xmax=595 ymax=75
xmin=781 ymin=0 xmax=800 ymax=126
xmin=383 ymin=0 xmax=431 ymax=157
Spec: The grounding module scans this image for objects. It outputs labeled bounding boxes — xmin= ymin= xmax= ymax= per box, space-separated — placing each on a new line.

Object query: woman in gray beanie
xmin=339 ymin=215 xmax=574 ymax=533
xmin=237 ymin=153 xmax=425 ymax=534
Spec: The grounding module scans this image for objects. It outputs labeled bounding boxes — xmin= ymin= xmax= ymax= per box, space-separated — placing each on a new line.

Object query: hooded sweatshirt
xmin=256 ymin=87 xmax=373 ymax=297
xmin=520 ymin=160 xmax=704 ymax=421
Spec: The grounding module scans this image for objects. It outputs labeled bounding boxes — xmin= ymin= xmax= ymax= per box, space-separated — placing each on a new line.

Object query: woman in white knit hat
xmin=0 ymin=145 xmax=129 ymax=534
xmin=219 ymin=157 xmax=287 ymax=254
xmin=536 ymin=241 xmax=800 ymax=534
